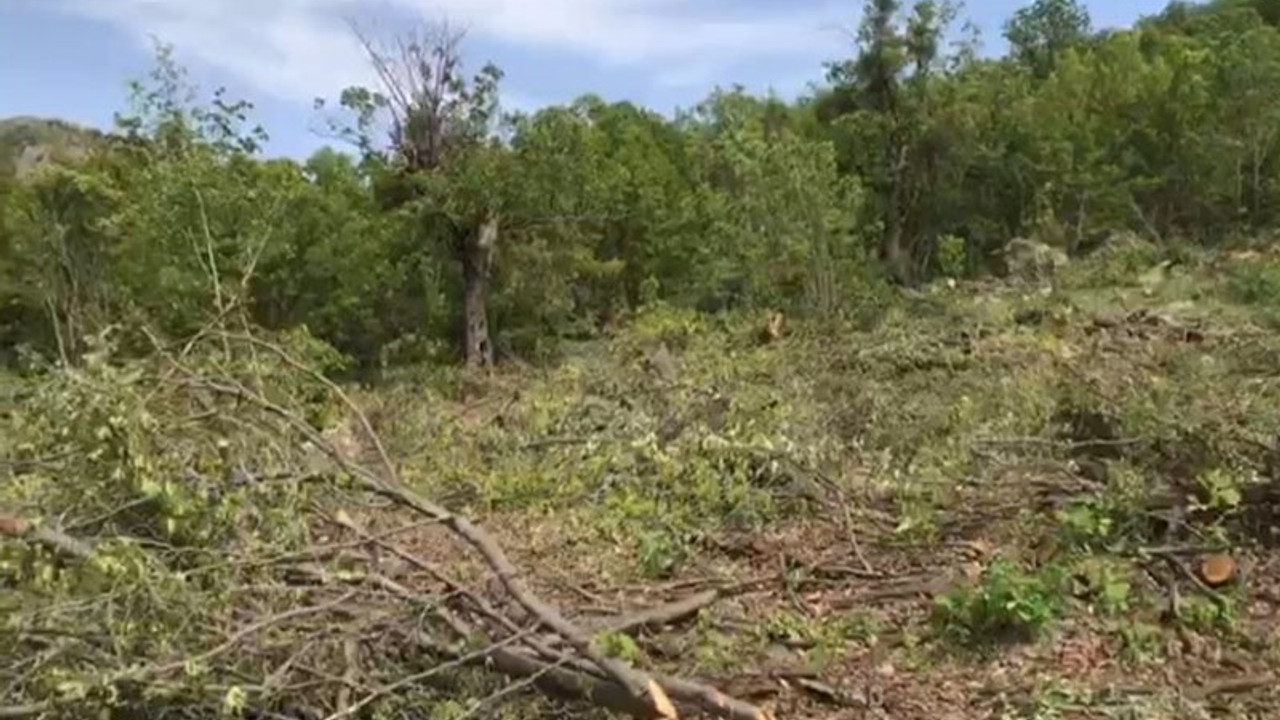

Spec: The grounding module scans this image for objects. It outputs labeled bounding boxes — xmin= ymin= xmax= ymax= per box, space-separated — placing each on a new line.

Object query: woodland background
xmin=5 ymin=0 xmax=1280 ymax=373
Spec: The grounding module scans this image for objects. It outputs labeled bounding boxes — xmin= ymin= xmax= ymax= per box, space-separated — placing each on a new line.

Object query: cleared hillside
xmin=5 ymin=243 xmax=1280 ymax=720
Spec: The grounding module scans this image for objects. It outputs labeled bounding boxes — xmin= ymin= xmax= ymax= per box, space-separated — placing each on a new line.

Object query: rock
xmin=643 ymin=342 xmax=678 ymax=381
xmin=0 ymin=116 xmax=101 ymax=180
xmin=1003 ymin=237 xmax=1068 ymax=282
xmin=1096 ymin=230 xmax=1154 ymax=257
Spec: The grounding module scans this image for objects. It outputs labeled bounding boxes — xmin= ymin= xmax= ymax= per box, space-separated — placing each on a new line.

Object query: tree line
xmin=2 ymin=0 xmax=1279 ymax=373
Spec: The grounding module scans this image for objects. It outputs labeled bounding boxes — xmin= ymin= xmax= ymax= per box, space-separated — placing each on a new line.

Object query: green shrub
xmin=933 ymin=558 xmax=1065 ymax=648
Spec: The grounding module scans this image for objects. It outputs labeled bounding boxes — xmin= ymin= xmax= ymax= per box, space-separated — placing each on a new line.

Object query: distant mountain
xmin=0 ymin=116 xmax=103 ymax=180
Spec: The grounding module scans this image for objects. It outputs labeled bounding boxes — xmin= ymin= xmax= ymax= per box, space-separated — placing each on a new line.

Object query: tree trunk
xmin=882 ymin=144 xmax=912 ymax=286
xmin=461 ymin=213 xmax=497 ymax=367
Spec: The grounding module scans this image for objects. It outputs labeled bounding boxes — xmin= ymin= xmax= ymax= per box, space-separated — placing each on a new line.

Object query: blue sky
xmin=1 ymin=0 xmax=1174 ymax=159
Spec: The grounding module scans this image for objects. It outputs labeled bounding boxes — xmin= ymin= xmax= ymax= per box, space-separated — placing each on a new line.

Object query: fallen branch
xmin=321 ymin=512 xmax=590 ymax=667
xmin=428 ymin=614 xmax=774 ymax=720
xmin=653 ymin=671 xmax=776 ymax=720
xmin=194 ymin=335 xmax=678 ymax=718
xmin=305 ymin=564 xmax=774 ymax=720
xmin=0 ymin=512 xmax=95 ymax=559
xmin=1186 ymin=672 xmax=1277 ymax=700
xmin=334 ymin=517 xmax=767 ymax=719
xmin=582 ymin=590 xmax=721 ymax=635
xmin=152 ymin=591 xmax=359 ymax=677
xmin=0 ymin=703 xmax=50 ymax=720
xmin=320 ymin=621 xmax=544 ymax=720
xmin=470 ymin=647 xmax=773 ymax=720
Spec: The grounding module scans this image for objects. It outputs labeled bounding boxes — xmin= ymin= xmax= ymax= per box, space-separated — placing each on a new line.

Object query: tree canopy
xmin=4 ymin=0 xmax=1280 ymax=372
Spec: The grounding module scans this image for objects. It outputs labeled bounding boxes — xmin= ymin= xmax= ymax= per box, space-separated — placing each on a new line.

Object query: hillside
xmin=338 ymin=250 xmax=1280 ymax=719
xmin=7 ymin=0 xmax=1280 ymax=718
xmin=6 ymin=245 xmax=1280 ymax=719
xmin=0 ymin=115 xmax=102 ymax=179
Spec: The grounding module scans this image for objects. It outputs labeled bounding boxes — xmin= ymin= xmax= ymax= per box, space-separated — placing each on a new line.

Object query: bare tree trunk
xmin=881 ymin=142 xmax=912 ymax=286
xmin=461 ymin=213 xmax=497 ymax=367
xmin=883 ymin=185 xmax=910 ymax=285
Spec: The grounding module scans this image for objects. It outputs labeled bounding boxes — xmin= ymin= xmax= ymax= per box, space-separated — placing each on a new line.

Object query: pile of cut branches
xmin=0 ymin=326 xmax=771 ymax=720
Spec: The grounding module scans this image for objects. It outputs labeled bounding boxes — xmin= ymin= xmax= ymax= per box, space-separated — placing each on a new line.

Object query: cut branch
xmin=0 ymin=512 xmax=95 ymax=559
xmin=0 ymin=703 xmax=50 ymax=720
xmin=367 ymin=570 xmax=773 ymax=720
xmin=197 ymin=334 xmax=674 ymax=716
xmin=581 ymin=590 xmax=721 ymax=634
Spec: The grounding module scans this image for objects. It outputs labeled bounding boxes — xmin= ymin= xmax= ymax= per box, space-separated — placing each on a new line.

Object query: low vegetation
xmin=4 ymin=0 xmax=1280 ymax=719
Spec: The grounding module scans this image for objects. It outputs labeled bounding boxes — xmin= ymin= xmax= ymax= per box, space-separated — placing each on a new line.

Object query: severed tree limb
xmin=191 ymin=335 xmax=678 ymax=718
xmin=652 ymin=672 xmax=776 ymax=720
xmin=581 ymin=590 xmax=721 ymax=634
xmin=0 ymin=512 xmax=95 ymax=559
xmin=321 ymin=511 xmax=591 ymax=669
xmin=331 ymin=516 xmax=769 ymax=720
xmin=331 ymin=512 xmax=716 ymax=644
xmin=336 ymin=636 xmax=359 ymax=715
xmin=320 ymin=621 xmax=545 ymax=720
xmin=365 ymin=484 xmax=674 ymax=717
xmin=479 ymin=646 xmax=694 ymax=719
xmin=435 ymin=642 xmax=773 ymax=720
xmin=0 ymin=703 xmax=50 ymax=720
xmin=362 ymin=570 xmax=774 ymax=720
xmin=298 ymin=563 xmax=774 ymax=720
xmin=1185 ymin=672 xmax=1277 ymax=700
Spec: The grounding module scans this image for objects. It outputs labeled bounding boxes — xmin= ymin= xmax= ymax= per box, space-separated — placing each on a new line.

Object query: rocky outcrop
xmin=0 ymin=116 xmax=102 ymax=180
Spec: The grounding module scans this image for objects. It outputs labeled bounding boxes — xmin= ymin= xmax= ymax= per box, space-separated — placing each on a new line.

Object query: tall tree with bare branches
xmin=335 ymin=20 xmax=506 ymax=367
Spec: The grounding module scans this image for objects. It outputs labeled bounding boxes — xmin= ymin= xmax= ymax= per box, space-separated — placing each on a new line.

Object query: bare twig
xmin=302 ymin=563 xmax=774 ymax=720
xmin=320 ymin=621 xmax=542 ymax=720
xmin=151 ymin=592 xmax=359 ymax=676
xmin=335 ymin=636 xmax=358 ymax=715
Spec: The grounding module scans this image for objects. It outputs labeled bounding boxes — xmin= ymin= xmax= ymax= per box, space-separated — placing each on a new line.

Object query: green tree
xmin=824 ymin=0 xmax=963 ymax=284
xmin=680 ymin=88 xmax=871 ymax=315
xmin=1004 ymin=0 xmax=1093 ymax=78
xmin=334 ymin=21 xmax=507 ymax=367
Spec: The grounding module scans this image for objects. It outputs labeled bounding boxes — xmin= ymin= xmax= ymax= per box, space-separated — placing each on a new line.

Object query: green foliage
xmin=1004 ymin=0 xmax=1093 ymax=78
xmin=679 ymin=89 xmax=872 ymax=314
xmin=12 ymin=0 xmax=1280 ymax=367
xmin=592 ymin=629 xmax=643 ymax=663
xmin=933 ymin=558 xmax=1066 ymax=647
xmin=1 ymin=328 xmax=339 ymax=717
xmin=1068 ymin=556 xmax=1135 ymax=616
xmin=1056 ymin=497 xmax=1126 ymax=550
xmin=935 ymin=233 xmax=967 ymax=277
xmin=1177 ymin=594 xmax=1239 ymax=633
xmin=1225 ymin=256 xmax=1280 ymax=305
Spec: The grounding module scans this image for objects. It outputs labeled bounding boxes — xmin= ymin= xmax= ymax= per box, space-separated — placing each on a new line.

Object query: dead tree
xmin=350 ymin=20 xmax=502 ymax=367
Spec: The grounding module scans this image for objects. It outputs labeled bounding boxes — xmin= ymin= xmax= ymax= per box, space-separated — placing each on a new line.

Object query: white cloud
xmin=50 ymin=0 xmax=852 ymax=106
